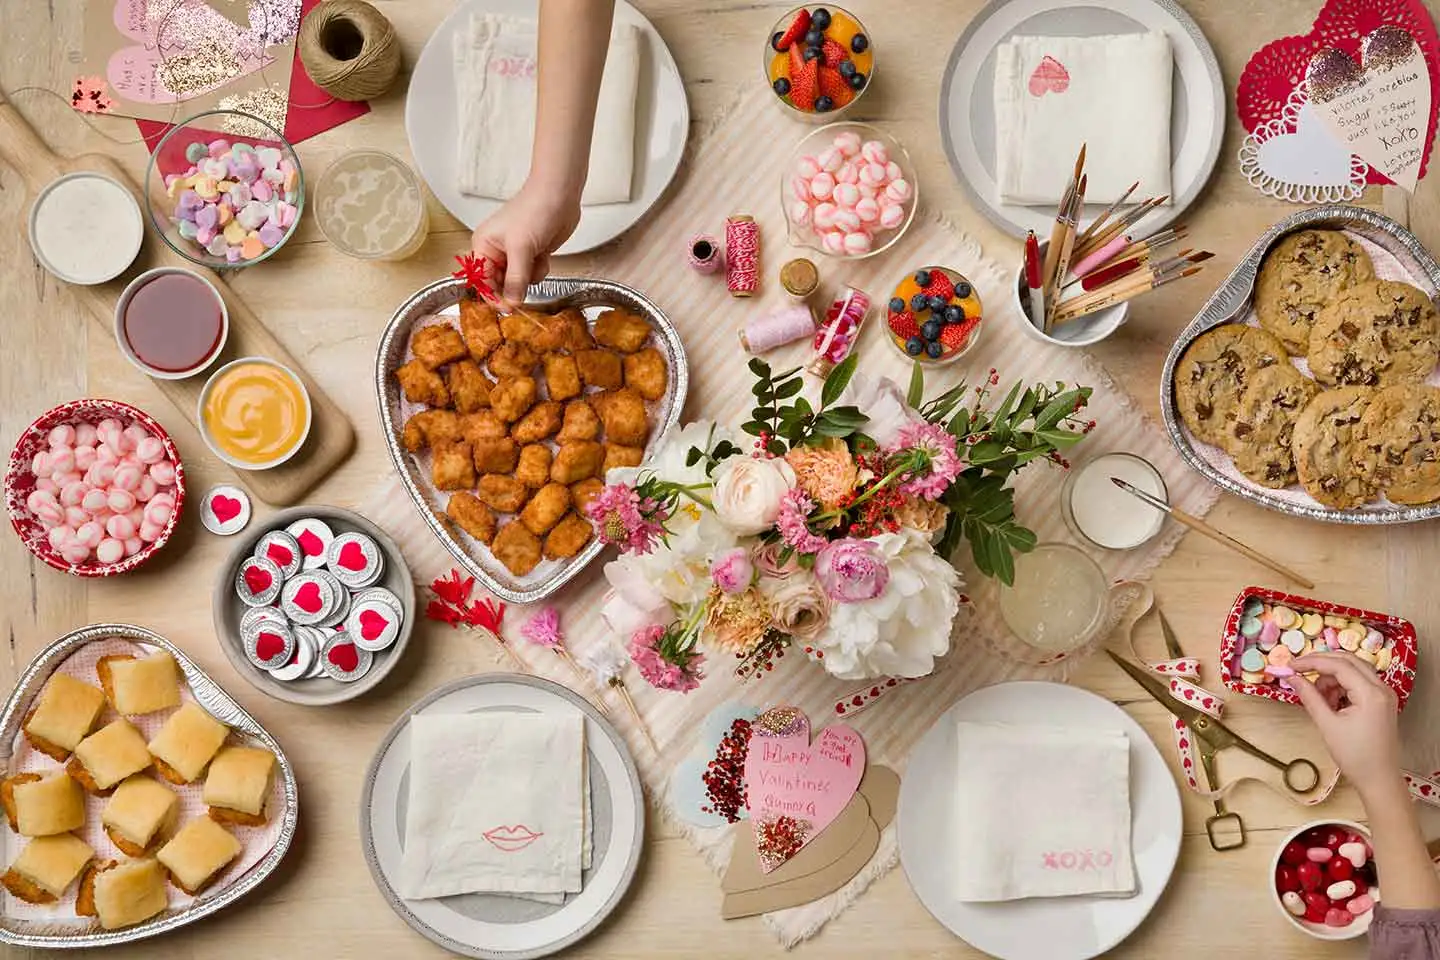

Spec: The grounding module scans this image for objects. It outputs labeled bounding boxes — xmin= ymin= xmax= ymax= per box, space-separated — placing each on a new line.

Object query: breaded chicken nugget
xmin=446 ymin=492 xmax=497 ymax=544
xmin=529 ymin=313 xmax=570 ymax=353
xmin=487 ymin=342 xmax=540 ymax=379
xmin=576 ymin=349 xmax=624 ymax=390
xmin=395 ymin=359 xmax=451 ymax=408
xmin=570 ymin=477 xmax=604 ymax=512
xmin=477 ymin=474 xmax=530 ymax=513
xmin=594 ymin=388 xmax=649 ymax=446
xmin=411 ymin=324 xmax=469 ymax=369
xmin=472 ymin=437 xmax=519 ymax=474
xmin=401 ymin=410 xmax=462 ymax=452
xmin=553 ymin=308 xmax=595 ymax=353
xmin=551 ymin=441 xmax=604 ymax=484
xmin=543 ymin=353 xmax=582 ymax=402
xmin=459 ymin=298 xmax=504 ymax=362
xmin=446 ymin=360 xmax=493 ymax=414
xmin=544 ymin=512 xmax=594 ymax=559
xmin=461 ymin=410 xmax=508 ymax=443
xmin=489 ymin=376 xmax=538 ymax=423
xmin=593 ymin=308 xmax=652 ymax=353
xmin=520 ymin=482 xmax=571 ymax=536
xmin=511 ymin=401 xmax=562 ymax=444
xmin=499 ymin=312 xmax=543 ymax=346
xmin=623 ymin=348 xmax=668 ymax=401
xmin=432 ymin=441 xmax=476 ymax=490
xmin=603 ymin=443 xmax=645 ymax=474
xmin=491 ymin=521 xmax=542 ymax=577
xmin=558 ymin=400 xmax=600 ymax=442
xmin=515 ymin=445 xmax=553 ymax=489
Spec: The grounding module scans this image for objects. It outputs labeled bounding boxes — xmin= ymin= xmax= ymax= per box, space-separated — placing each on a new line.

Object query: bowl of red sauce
xmin=114 ymin=266 xmax=229 ymax=380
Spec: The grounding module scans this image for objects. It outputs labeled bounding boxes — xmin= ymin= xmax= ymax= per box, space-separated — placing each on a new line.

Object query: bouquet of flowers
xmin=591 ymin=355 xmax=1094 ymax=686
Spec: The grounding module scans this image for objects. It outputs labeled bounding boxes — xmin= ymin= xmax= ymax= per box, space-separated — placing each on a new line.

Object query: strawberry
xmin=822 ymin=39 xmax=848 ymax=67
xmin=790 ymin=56 xmax=819 ymax=111
xmin=939 ymin=323 xmax=971 ymax=353
xmin=888 ymin=311 xmax=919 ymax=340
xmin=776 ymin=9 xmax=811 ymax=51
xmin=923 ymin=271 xmax=955 ymax=301
xmin=817 ymin=66 xmax=854 ymax=107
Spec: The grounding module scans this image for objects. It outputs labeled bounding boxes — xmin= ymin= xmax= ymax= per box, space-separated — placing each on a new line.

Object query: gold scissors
xmin=1107 ymin=614 xmax=1321 ymax=852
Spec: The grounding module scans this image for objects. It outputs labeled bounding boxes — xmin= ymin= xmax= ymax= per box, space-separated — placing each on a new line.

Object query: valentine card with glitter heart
xmin=76 ymin=0 xmax=301 ymax=124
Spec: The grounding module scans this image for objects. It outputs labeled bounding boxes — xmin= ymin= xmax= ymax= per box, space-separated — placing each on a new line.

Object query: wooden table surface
xmin=4 ymin=1 xmax=1440 ymax=957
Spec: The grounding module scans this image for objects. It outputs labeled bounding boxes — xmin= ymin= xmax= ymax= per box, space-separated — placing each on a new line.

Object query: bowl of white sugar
xmin=28 ymin=171 xmax=145 ymax=286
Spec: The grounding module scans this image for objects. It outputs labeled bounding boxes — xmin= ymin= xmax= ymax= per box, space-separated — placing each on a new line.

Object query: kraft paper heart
xmin=1307 ymin=25 xmax=1431 ymax=192
xmin=296 ymin=529 xmax=325 ymax=556
xmin=212 ymin=495 xmax=242 ymax=523
xmin=338 ymin=541 xmax=368 ymax=571
xmin=1028 ymin=55 xmax=1069 ymax=96
xmin=743 ymin=706 xmax=865 ymax=872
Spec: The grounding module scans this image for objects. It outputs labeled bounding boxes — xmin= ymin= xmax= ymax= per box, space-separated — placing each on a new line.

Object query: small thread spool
xmin=779 ymin=257 xmax=819 ymax=300
xmin=688 ymin=234 xmax=724 ymax=273
xmin=298 ymin=0 xmax=402 ymax=102
xmin=725 ymin=215 xmax=760 ymax=297
xmin=740 ymin=305 xmax=818 ymax=354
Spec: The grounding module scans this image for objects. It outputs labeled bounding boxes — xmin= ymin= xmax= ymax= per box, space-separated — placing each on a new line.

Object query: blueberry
xmin=905 ymin=336 xmax=925 ymax=356
xmin=773 ymin=77 xmax=791 ymax=96
xmin=839 ymin=60 xmax=857 ymax=78
xmin=811 ymin=8 xmax=832 ymax=30
xmin=909 ymin=293 xmax=928 ymax=312
xmin=815 ymin=95 xmax=834 ymax=112
xmin=851 ymin=33 xmax=869 ymax=53
xmin=921 ymin=319 xmax=943 ymax=341
xmin=805 ymin=27 xmax=824 ymax=46
xmin=888 ymin=296 xmax=906 ymax=314
xmin=803 ymin=45 xmax=822 ymax=62
xmin=926 ymin=341 xmax=945 ymax=359
xmin=772 ymin=31 xmax=785 ymax=51
xmin=955 ymin=281 xmax=973 ymax=298
xmin=927 ymin=295 xmax=947 ymax=313
xmin=849 ymin=71 xmax=867 ymax=90
xmin=943 ymin=304 xmax=964 ymax=324
xmin=914 ymin=269 xmax=932 ymax=287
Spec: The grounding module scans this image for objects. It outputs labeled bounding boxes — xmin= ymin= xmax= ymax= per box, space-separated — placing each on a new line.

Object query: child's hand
xmin=470 ymin=183 xmax=582 ymax=304
xmin=1290 ymin=652 xmax=1402 ymax=794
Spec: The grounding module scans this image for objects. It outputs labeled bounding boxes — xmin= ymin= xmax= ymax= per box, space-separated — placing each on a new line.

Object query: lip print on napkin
xmin=482 ymin=824 xmax=543 ymax=852
xmin=743 ymin=706 xmax=865 ymax=872
xmin=1028 ymin=55 xmax=1070 ymax=96
xmin=1306 ymin=25 xmax=1431 ymax=193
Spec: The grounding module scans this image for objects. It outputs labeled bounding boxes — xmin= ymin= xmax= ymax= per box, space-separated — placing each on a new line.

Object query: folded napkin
xmin=454 ymin=13 xmax=640 ymax=205
xmin=952 ymin=721 xmax=1135 ymax=902
xmin=993 ymin=32 xmax=1173 ymax=205
xmin=400 ymin=711 xmax=586 ymax=900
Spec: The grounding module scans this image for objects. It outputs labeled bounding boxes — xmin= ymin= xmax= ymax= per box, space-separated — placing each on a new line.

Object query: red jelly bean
xmin=1304 ymin=892 xmax=1331 ymax=923
xmin=1321 ymin=828 xmax=1346 ymax=850
xmin=1325 ymin=907 xmax=1354 ymax=927
xmin=1281 ymin=841 xmax=1308 ymax=866
xmin=1298 ymin=861 xmax=1325 ymax=892
xmin=1275 ymin=864 xmax=1301 ymax=893
xmin=1328 ymin=857 xmax=1354 ymax=883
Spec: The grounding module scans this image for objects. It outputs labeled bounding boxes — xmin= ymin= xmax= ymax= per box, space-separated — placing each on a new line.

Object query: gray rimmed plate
xmin=1161 ymin=205 xmax=1440 ymax=524
xmin=212 ymin=505 xmax=417 ymax=705
xmin=939 ymin=0 xmax=1224 ymax=238
xmin=0 ymin=623 xmax=299 ymax=949
xmin=376 ymin=276 xmax=688 ymax=604
xmin=359 ymin=673 xmax=644 ymax=960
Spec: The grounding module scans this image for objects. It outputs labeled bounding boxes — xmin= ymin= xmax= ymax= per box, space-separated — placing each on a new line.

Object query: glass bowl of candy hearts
xmin=765 ymin=5 xmax=873 ymax=121
xmin=1271 ymin=820 xmax=1378 ymax=940
xmin=783 ymin=122 xmax=917 ymax=260
xmin=4 ymin=399 xmax=185 ymax=578
xmin=885 ymin=266 xmax=983 ymax=364
xmin=144 ymin=110 xmax=304 ymax=270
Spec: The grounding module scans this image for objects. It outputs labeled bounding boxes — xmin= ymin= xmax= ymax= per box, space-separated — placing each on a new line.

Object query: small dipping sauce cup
xmin=115 ymin=267 xmax=229 ymax=379
xmin=995 ymin=542 xmax=1109 ymax=665
xmin=1062 ymin=452 xmax=1168 ymax=550
xmin=313 ymin=150 xmax=428 ymax=261
xmin=198 ymin=357 xmax=311 ymax=469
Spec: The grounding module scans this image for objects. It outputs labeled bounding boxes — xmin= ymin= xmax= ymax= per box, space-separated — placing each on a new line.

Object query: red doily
xmin=1236 ymin=0 xmax=1440 ymax=185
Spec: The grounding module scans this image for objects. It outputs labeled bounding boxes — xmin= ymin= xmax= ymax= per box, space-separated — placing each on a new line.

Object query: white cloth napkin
xmin=453 ymin=13 xmax=640 ymax=205
xmin=993 ymin=32 xmax=1173 ymax=205
xmin=952 ymin=721 xmax=1136 ymax=902
xmin=400 ymin=711 xmax=586 ymax=900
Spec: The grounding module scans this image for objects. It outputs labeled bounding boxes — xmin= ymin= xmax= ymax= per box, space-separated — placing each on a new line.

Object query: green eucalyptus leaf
xmin=907 ymin=362 xmax=925 ymax=408
xmin=821 ymin=354 xmax=858 ymax=408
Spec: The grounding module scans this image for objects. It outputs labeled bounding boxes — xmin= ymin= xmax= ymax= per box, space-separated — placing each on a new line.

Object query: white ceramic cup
xmin=1012 ymin=239 xmax=1129 ymax=347
xmin=1269 ymin=819 xmax=1375 ymax=941
xmin=197 ymin=357 xmax=312 ymax=470
xmin=114 ymin=266 xmax=230 ymax=380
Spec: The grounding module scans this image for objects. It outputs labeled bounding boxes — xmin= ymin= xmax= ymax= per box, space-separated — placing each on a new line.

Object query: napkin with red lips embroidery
xmin=399 ymin=711 xmax=587 ymax=900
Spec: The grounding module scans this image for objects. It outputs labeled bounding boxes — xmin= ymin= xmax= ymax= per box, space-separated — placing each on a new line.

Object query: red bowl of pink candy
xmin=1271 ymin=820 xmax=1378 ymax=940
xmin=5 ymin=399 xmax=186 ymax=577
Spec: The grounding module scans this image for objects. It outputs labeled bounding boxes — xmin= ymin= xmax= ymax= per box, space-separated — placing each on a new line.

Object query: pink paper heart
xmin=1028 ymin=55 xmax=1070 ymax=96
xmin=743 ymin=706 xmax=865 ymax=872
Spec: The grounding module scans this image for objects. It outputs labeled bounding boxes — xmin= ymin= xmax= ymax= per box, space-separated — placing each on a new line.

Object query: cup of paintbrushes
xmin=1012 ymin=238 xmax=1129 ymax=348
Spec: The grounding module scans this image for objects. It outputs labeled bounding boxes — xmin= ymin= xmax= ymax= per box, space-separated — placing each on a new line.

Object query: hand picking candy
xmin=787 ymin=128 xmax=913 ymax=258
xmin=167 ymin=139 xmax=300 ymax=264
xmin=1231 ymin=594 xmax=1400 ymax=687
xmin=1274 ymin=824 xmax=1378 ymax=930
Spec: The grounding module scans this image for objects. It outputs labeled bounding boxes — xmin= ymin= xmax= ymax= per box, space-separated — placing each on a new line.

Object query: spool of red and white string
xmin=725 ymin=215 xmax=760 ymax=297
xmin=687 ymin=234 xmax=724 ymax=274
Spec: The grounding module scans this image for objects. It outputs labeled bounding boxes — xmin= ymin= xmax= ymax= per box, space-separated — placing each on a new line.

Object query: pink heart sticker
xmin=294 ymin=581 xmax=323 ymax=613
xmin=1028 ymin=55 xmax=1070 ymax=96
xmin=212 ymin=495 xmax=242 ymax=523
xmin=358 ymin=608 xmax=389 ymax=641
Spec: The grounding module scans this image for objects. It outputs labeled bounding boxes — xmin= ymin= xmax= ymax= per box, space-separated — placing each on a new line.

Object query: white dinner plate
xmin=898 ymin=681 xmax=1182 ymax=960
xmin=360 ymin=674 xmax=645 ymax=960
xmin=939 ymin=0 xmax=1224 ymax=238
xmin=405 ymin=0 xmax=689 ymax=255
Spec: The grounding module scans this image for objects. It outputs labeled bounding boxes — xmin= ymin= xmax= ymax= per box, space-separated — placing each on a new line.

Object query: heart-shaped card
xmin=743 ymin=706 xmax=865 ymax=872
xmin=1238 ymin=89 xmax=1368 ymax=203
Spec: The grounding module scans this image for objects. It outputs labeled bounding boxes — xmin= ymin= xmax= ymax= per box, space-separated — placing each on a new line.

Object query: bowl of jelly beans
xmin=1271 ymin=820 xmax=1378 ymax=939
xmin=145 ymin=110 xmax=304 ymax=270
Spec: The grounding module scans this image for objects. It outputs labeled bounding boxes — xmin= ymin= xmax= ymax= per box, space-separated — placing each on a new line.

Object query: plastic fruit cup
xmin=884 ymin=266 xmax=983 ymax=365
xmin=763 ymin=4 xmax=874 ymax=121
xmin=781 ymin=122 xmax=918 ymax=261
xmin=114 ymin=267 xmax=230 ymax=380
xmin=1270 ymin=820 xmax=1377 ymax=941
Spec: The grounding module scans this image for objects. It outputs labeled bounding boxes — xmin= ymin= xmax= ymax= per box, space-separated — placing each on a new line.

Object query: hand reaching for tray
xmin=469 ymin=183 xmax=581 ymax=305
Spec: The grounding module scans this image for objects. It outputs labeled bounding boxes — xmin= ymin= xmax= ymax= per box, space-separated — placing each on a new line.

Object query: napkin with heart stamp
xmin=994 ymin=32 xmax=1173 ymax=205
xmin=953 ymin=721 xmax=1135 ymax=902
xmin=400 ymin=711 xmax=586 ymax=900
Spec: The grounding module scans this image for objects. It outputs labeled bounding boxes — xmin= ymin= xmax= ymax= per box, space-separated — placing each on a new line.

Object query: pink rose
xmin=710 ymin=547 xmax=754 ymax=595
xmin=813 ymin=538 xmax=889 ymax=603
xmin=752 ymin=541 xmax=801 ymax=580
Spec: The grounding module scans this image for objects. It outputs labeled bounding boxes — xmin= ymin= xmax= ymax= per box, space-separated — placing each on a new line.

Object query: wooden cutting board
xmin=0 ymin=94 xmax=353 ymax=506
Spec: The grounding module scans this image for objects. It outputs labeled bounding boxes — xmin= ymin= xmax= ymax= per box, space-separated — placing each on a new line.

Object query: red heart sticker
xmin=869 ymin=687 xmax=879 ymax=697
xmin=338 ymin=541 xmax=368 ymax=571
xmin=243 ymin=565 xmax=272 ymax=595
xmin=297 ymin=529 xmax=324 ymax=556
xmin=851 ymin=696 xmax=863 ymax=706
xmin=294 ymin=581 xmax=324 ymax=613
xmin=1202 ymin=698 xmax=1214 ymax=709
xmin=1178 ymin=738 xmax=1189 ymax=749
xmin=835 ymin=704 xmax=846 ymax=714
xmin=266 ymin=542 xmax=294 ymax=567
xmin=358 ymin=608 xmax=389 ymax=641
xmin=212 ymin=495 xmax=242 ymax=523
xmin=1183 ymin=758 xmax=1193 ymax=769
xmin=328 ymin=643 xmax=360 ymax=672
xmin=1422 ymin=784 xmax=1434 ymax=796
xmin=1184 ymin=689 xmax=1195 ymax=700
xmin=255 ymin=631 xmax=284 ymax=661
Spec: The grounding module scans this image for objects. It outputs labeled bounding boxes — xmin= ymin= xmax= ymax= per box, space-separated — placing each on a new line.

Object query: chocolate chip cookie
xmin=1174 ymin=324 xmax=1289 ymax=447
xmin=1354 ymin=384 xmax=1440 ymax=505
xmin=1308 ymin=279 xmax=1440 ymax=387
xmin=1255 ymin=229 xmax=1375 ymax=354
xmin=1225 ymin=363 xmax=1320 ymax=488
xmin=1292 ymin=387 xmax=1377 ymax=509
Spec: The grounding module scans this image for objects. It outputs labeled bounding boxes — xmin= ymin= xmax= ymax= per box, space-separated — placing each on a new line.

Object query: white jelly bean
xmin=1282 ymin=891 xmax=1306 ymax=916
xmin=47 ymin=424 xmax=76 ymax=448
xmin=1327 ymin=880 xmax=1357 ymax=900
xmin=96 ymin=538 xmax=124 ymax=564
xmin=1338 ymin=842 xmax=1368 ymax=868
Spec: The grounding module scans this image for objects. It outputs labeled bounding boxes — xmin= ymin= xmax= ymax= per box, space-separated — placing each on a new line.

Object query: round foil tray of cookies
xmin=376 ymin=276 xmax=688 ymax=603
xmin=1160 ymin=205 xmax=1440 ymax=524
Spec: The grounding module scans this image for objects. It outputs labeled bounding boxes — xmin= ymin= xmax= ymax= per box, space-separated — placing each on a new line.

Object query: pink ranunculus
xmin=813 ymin=538 xmax=890 ymax=603
xmin=710 ymin=546 xmax=754 ymax=594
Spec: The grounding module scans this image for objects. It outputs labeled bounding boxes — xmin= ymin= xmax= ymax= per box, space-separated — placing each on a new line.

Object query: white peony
xmin=834 ymin=371 xmax=922 ymax=447
xmin=810 ymin=529 xmax=963 ymax=680
xmin=711 ymin=457 xmax=796 ymax=535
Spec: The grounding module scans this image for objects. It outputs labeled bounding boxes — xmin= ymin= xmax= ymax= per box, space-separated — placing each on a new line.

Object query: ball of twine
xmin=298 ymin=0 xmax=402 ymax=102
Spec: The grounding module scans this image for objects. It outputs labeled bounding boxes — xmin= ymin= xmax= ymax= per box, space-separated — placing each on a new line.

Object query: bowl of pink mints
xmin=5 ymin=399 xmax=186 ymax=577
xmin=144 ymin=109 xmax=304 ymax=270
xmin=782 ymin=121 xmax=917 ymax=259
